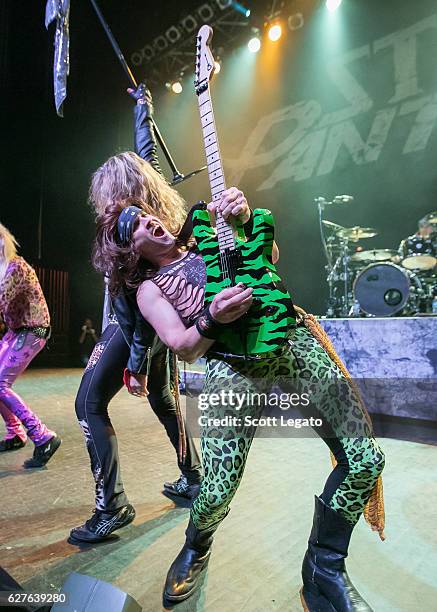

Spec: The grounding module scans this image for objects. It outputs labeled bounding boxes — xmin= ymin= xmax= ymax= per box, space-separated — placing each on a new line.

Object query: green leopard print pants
xmin=191 ymin=325 xmax=385 ymax=531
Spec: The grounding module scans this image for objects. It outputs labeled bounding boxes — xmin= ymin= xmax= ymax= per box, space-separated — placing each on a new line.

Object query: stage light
xmin=268 ymin=23 xmax=282 ymax=42
xmin=288 ymin=13 xmax=304 ymax=31
xmin=231 ymin=2 xmax=250 ymax=17
xmin=214 ymin=60 xmax=221 ymax=73
xmin=248 ymin=37 xmax=261 ymax=53
xmin=171 ymin=81 xmax=183 ymax=94
xmin=326 ymin=0 xmax=343 ymax=11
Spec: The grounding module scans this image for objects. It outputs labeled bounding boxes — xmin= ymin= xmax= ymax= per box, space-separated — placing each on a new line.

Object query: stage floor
xmin=1 ymin=369 xmax=436 ymax=612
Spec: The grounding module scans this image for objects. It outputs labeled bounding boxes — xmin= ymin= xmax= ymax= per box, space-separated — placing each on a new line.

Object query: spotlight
xmin=214 ymin=60 xmax=221 ymax=74
xmin=171 ymin=81 xmax=183 ymax=94
xmin=231 ymin=2 xmax=250 ymax=17
xmin=288 ymin=13 xmax=304 ymax=31
xmin=268 ymin=23 xmax=282 ymax=42
xmin=248 ymin=37 xmax=261 ymax=53
xmin=326 ymin=0 xmax=343 ymax=11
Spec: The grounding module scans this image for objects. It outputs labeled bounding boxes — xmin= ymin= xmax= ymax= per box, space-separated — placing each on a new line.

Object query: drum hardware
xmin=416 ymin=274 xmax=437 ymax=313
xmin=351 ymin=249 xmax=398 ymax=263
xmin=318 ymin=205 xmax=437 ymax=317
xmin=324 ymin=236 xmax=355 ymax=317
xmin=316 ymin=195 xmax=377 ymax=317
xmin=321 ymin=220 xmax=346 ymax=232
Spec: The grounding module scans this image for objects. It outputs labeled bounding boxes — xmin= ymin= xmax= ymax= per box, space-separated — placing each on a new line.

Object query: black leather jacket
xmin=111 ymin=289 xmax=155 ymax=375
xmin=110 ymin=101 xmax=162 ymax=375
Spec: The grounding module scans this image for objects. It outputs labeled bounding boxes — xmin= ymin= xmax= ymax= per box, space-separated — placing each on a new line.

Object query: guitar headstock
xmin=194 ymin=25 xmax=215 ymax=96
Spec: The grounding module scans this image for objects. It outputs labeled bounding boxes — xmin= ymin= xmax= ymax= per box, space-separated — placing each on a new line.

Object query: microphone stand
xmin=316 ymin=197 xmax=336 ymax=316
xmin=316 ymin=197 xmax=332 ymax=269
xmin=316 ymin=196 xmax=353 ymax=318
xmin=89 ymin=0 xmax=206 ymax=186
xmin=89 ymin=0 xmax=207 ymax=332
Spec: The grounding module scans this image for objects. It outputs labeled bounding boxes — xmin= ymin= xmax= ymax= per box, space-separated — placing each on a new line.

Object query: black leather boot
xmin=163 ymin=518 xmax=216 ymax=603
xmin=300 ymin=496 xmax=373 ymax=612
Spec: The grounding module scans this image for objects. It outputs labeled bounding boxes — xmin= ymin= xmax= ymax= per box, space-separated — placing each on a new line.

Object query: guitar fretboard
xmin=197 ymin=89 xmax=235 ymax=253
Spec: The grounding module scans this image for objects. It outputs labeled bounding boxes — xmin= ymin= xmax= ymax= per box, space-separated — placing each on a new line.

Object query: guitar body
xmin=194 ymin=25 xmax=296 ymax=355
xmin=193 ymin=207 xmax=296 ymax=355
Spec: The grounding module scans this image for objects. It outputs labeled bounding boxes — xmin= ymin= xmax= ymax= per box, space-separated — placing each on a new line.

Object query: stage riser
xmin=182 ymin=318 xmax=437 ymax=431
xmin=319 ymin=317 xmax=437 ymax=422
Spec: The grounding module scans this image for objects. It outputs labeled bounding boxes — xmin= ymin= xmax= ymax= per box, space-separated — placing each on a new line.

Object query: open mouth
xmin=152 ymin=224 xmax=165 ymax=238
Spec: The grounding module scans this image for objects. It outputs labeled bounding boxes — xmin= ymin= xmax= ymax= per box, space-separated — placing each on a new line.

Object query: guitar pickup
xmin=220 ymin=248 xmax=243 ymax=284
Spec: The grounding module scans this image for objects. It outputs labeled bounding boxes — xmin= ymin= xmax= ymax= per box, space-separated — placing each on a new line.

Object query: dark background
xmin=1 ymin=0 xmax=437 ymax=360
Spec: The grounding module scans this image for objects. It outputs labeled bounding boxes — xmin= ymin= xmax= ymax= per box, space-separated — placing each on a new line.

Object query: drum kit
xmin=321 ymin=218 xmax=437 ymax=318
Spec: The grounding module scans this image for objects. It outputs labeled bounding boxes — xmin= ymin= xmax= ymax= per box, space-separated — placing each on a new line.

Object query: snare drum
xmin=400 ymin=235 xmax=437 ymax=271
xmin=353 ymin=262 xmax=421 ymax=316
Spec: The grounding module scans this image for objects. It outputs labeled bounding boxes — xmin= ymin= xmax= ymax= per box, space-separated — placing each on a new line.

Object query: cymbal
xmin=351 ymin=249 xmax=398 ymax=262
xmin=337 ymin=226 xmax=378 ymax=241
xmin=322 ymin=220 xmax=345 ymax=231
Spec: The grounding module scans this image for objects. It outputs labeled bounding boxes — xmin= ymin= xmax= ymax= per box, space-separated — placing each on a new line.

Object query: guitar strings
xmin=200 ymin=91 xmax=234 ymax=288
xmin=217 ymin=209 xmax=234 ymax=287
xmin=218 ymin=212 xmax=231 ymax=286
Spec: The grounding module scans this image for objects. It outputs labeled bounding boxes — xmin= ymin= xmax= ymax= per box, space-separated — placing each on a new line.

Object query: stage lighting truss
xmin=264 ymin=0 xmax=305 ymax=41
xmin=132 ymin=1 xmax=251 ymax=87
xmin=131 ymin=1 xmax=309 ymax=88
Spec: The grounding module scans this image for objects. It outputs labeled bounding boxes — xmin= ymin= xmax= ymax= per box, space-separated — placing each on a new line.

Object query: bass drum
xmin=353 ymin=262 xmax=420 ymax=316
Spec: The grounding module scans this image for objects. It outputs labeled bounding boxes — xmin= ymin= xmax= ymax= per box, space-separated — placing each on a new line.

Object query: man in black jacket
xmin=69 ymin=86 xmax=202 ymax=545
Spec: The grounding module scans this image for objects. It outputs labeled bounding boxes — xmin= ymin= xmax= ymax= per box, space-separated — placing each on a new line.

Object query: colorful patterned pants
xmin=0 ymin=329 xmax=54 ymax=446
xmin=191 ymin=325 xmax=385 ymax=530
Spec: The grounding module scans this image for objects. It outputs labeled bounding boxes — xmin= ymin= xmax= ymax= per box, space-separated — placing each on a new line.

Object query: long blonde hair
xmin=90 ymin=152 xmax=188 ymax=294
xmin=89 ymin=151 xmax=187 ymax=236
xmin=0 ymin=223 xmax=19 ymax=282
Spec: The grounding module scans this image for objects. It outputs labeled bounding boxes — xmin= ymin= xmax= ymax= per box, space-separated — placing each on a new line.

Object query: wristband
xmin=195 ymin=305 xmax=224 ymax=340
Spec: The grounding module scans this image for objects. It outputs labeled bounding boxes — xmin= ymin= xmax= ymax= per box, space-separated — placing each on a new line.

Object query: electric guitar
xmin=193 ymin=25 xmax=296 ymax=355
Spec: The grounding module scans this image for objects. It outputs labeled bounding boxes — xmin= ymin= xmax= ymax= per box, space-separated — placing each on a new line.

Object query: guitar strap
xmin=176 ymin=201 xmax=207 ymax=246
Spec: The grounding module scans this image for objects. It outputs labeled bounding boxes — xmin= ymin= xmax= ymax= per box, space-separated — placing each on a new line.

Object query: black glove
xmin=128 ymin=83 xmax=153 ymax=117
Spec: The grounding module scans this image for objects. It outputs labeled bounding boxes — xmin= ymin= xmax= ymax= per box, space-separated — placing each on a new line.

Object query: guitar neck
xmin=197 ymin=88 xmax=235 ymax=252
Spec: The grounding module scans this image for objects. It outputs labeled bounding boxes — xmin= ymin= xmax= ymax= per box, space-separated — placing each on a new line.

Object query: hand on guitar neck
xmin=207 ymin=187 xmax=251 ymax=224
xmin=207 ymin=187 xmax=279 ymax=264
